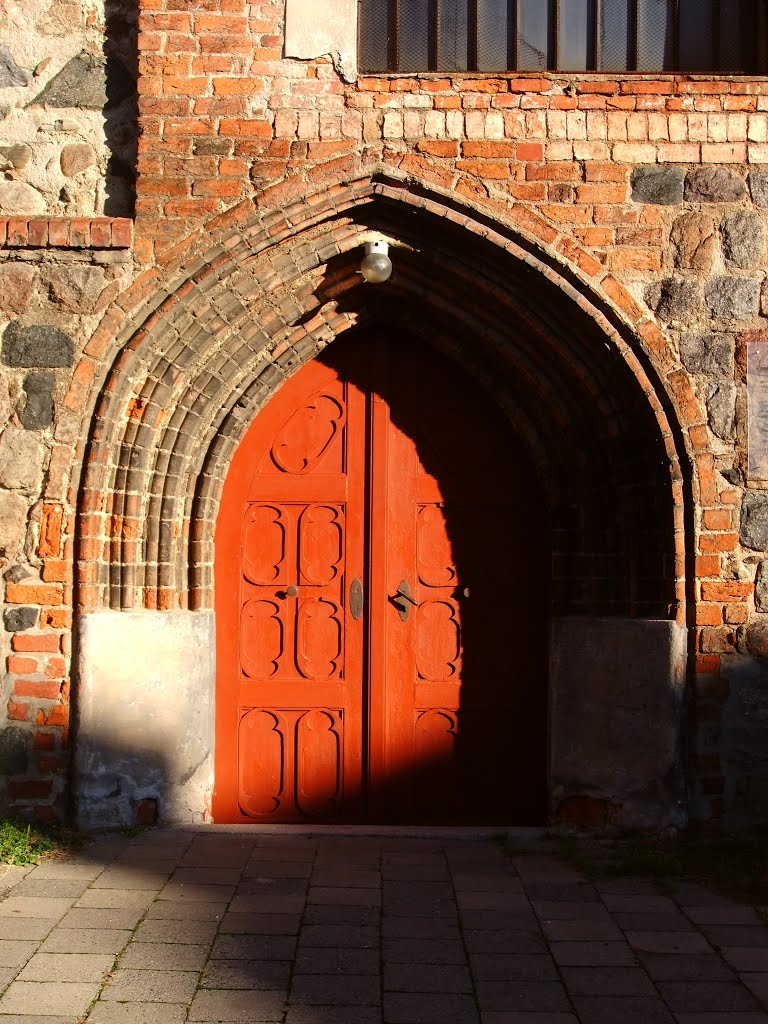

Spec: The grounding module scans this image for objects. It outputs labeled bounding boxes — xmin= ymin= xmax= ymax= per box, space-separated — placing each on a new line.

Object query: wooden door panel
xmin=214 ymin=357 xmax=365 ymax=823
xmin=216 ymin=333 xmax=547 ymax=824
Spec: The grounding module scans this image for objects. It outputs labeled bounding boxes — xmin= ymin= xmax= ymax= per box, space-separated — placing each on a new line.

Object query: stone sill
xmin=0 ymin=218 xmax=133 ymax=250
xmin=358 ymin=71 xmax=768 ymax=87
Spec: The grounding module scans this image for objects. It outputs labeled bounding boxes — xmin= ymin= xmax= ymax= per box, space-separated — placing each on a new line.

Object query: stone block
xmin=630 ymin=166 xmax=684 ymax=205
xmin=705 ymin=277 xmax=760 ymax=320
xmin=646 ymin=278 xmax=704 ymax=324
xmin=756 ymin=561 xmax=768 ymax=611
xmin=19 ymin=371 xmax=54 ymax=431
xmin=670 ymin=212 xmax=717 ymax=272
xmin=705 ymin=380 xmax=737 ymax=440
xmin=0 ymin=46 xmax=31 ymax=87
xmin=0 ymin=266 xmax=37 ymax=315
xmin=0 ymin=427 xmax=44 ymax=494
xmin=0 ymin=727 xmax=30 ymax=776
xmin=0 ymin=492 xmax=29 ymax=560
xmin=685 ymin=167 xmax=747 ymax=202
xmin=60 ymin=144 xmax=96 ymax=177
xmin=31 ymin=51 xmax=108 ymax=110
xmin=0 ymin=182 xmax=45 ymax=215
xmin=740 ymin=492 xmax=768 ymax=550
xmin=0 ymin=144 xmax=31 ymax=172
xmin=43 ymin=265 xmax=107 ymax=314
xmin=723 ymin=210 xmax=766 ymax=268
xmin=550 ymin=618 xmax=687 ymax=830
xmin=2 ymin=323 xmax=74 ymax=368
xmin=749 ymin=171 xmax=768 ymax=207
xmin=680 ymin=332 xmax=733 ymax=375
xmin=3 ymin=606 xmax=38 ymax=632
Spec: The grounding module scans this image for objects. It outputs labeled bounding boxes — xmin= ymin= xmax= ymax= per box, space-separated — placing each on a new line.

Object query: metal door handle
xmin=392 ymin=578 xmax=417 ymax=621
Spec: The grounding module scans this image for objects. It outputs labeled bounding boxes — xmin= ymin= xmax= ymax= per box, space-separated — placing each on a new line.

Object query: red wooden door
xmin=213 ymin=334 xmax=547 ymax=823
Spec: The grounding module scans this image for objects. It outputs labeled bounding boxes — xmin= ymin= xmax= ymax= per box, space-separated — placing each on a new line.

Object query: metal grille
xmin=359 ymin=0 xmax=768 ymax=74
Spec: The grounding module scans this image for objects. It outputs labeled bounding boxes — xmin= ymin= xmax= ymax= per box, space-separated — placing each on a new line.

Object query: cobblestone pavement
xmin=0 ymin=828 xmax=766 ymax=1023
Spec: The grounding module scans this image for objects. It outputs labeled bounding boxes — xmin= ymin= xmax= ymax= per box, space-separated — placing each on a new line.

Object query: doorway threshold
xmin=165 ymin=823 xmax=550 ymax=843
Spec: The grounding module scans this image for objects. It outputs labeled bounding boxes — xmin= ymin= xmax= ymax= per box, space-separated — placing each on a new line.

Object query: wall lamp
xmin=360 ymin=239 xmax=393 ymax=284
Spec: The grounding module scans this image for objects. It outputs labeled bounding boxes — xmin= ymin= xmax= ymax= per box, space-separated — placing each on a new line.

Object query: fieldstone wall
xmin=3 ymin=0 xmax=768 ymax=828
xmin=0 ymin=0 xmax=137 ymax=219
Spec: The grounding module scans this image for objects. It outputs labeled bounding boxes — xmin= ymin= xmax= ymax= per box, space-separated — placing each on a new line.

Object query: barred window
xmin=359 ymin=0 xmax=768 ymax=75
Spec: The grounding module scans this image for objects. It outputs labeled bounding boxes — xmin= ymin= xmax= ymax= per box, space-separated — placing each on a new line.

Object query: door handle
xmin=392 ymin=578 xmax=417 ymax=621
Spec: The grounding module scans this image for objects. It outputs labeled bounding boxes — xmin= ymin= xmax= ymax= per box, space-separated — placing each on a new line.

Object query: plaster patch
xmin=284 ymin=0 xmax=357 ymax=82
xmin=74 ymin=610 xmax=215 ymax=829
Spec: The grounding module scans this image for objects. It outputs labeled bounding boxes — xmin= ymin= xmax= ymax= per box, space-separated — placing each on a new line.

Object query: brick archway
xmin=72 ymin=174 xmax=695 ymax=618
xmin=71 ymin=175 xmax=702 ymax=829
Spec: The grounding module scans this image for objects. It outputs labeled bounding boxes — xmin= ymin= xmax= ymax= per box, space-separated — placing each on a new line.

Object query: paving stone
xmin=532 ymin=901 xmax=613 ymax=921
xmin=602 ymin=894 xmax=679 ymax=913
xmin=469 ymin=953 xmax=559 ymax=981
xmin=311 ymin=869 xmax=380 ymax=887
xmin=572 ymin=995 xmax=676 ymax=1022
xmin=172 ymin=868 xmax=244 ymax=885
xmin=221 ymin=913 xmax=301 ymax=934
xmin=303 ymin=904 xmax=380 ymax=926
xmin=452 ymin=873 xmax=522 ymax=892
xmin=290 ymin=973 xmax=380 ymax=1004
xmin=202 ymin=960 xmax=291 ymax=989
xmin=638 ymin=953 xmax=736 ymax=981
xmin=550 ymin=941 xmax=637 ymax=966
xmin=16 ymin=952 xmax=114 ymax=983
xmin=133 ymin=918 xmax=219 ymax=944
xmin=237 ymin=878 xmax=307 ymax=897
xmin=102 ymin=968 xmax=199 ymax=1002
xmin=0 ymin=966 xmax=17 ymax=988
xmin=10 ymin=879 xmax=91 ymax=900
xmin=92 ymin=868 xmax=172 ymax=890
xmin=384 ymin=897 xmax=458 ymax=918
xmin=457 ymin=892 xmax=531 ymax=912
xmin=0 ymin=1016 xmax=80 ymax=1024
xmin=295 ymin=947 xmax=380 ymax=973
xmin=723 ymin=948 xmax=768 ymax=971
xmin=701 ymin=926 xmax=768 ymax=947
xmin=685 ymin=906 xmax=764 ymax=926
xmin=384 ymin=962 xmax=472 ymax=993
xmin=479 ymin=1015 xmax=577 ymax=1024
xmin=86 ymin=1003 xmax=188 ymax=1024
xmin=674 ymin=1016 xmax=768 ymax=1023
xmin=26 ymin=862 xmax=105 ymax=881
xmin=383 ymin=938 xmax=466 ymax=963
xmin=626 ymin=931 xmax=712 ymax=955
xmin=464 ymin=929 xmax=547 ymax=955
xmin=181 ymin=839 xmax=255 ymax=869
xmin=742 ymin=973 xmax=768 ymax=1001
xmin=560 ymin=965 xmax=660 ymax=996
xmin=475 ymin=980 xmax=571 ymax=1013
xmin=243 ymin=860 xmax=313 ymax=879
xmin=159 ymin=881 xmax=237 ymax=903
xmin=229 ymin=893 xmax=306 ymax=913
xmin=614 ymin=912 xmax=694 ymax=931
xmin=75 ymin=888 xmax=157 ymax=910
xmin=299 ymin=924 xmax=379 ymax=947
xmin=384 ymin=992 xmax=479 ymax=1023
xmin=40 ymin=928 xmax=131 ymax=954
xmin=211 ymin=934 xmax=297 ymax=960
xmin=0 ymin=980 xmax=100 ymax=1016
xmin=0 ymin=919 xmax=56 ymax=941
xmin=58 ymin=908 xmax=145 ymax=930
xmin=0 ymin=897 xmax=76 ymax=919
xmin=308 ymin=887 xmax=381 ymax=907
xmin=539 ymin=918 xmax=624 ymax=941
xmin=145 ymin=900 xmax=227 ymax=921
xmin=658 ymin=980 xmax=759 ymax=1012
xmin=0 ymin=941 xmax=38 ymax=968
xmin=285 ymin=1008 xmax=382 ymax=1024
xmin=188 ymin=988 xmax=286 ymax=1021
xmin=119 ymin=941 xmax=209 ymax=971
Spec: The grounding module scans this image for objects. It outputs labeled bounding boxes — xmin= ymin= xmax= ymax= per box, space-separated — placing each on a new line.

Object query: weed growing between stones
xmin=0 ymin=817 xmax=80 ymax=865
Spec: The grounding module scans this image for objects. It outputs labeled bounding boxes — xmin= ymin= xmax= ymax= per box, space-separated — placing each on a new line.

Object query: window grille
xmin=359 ymin=0 xmax=768 ymax=75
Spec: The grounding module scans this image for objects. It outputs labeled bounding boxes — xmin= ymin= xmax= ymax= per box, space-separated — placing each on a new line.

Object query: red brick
xmin=701 ymin=581 xmax=754 ymax=602
xmin=13 ymin=680 xmax=62 ymax=700
xmin=7 ymin=656 xmax=39 ymax=675
xmin=7 ymin=700 xmax=30 ymax=722
xmin=11 ymin=634 xmax=60 ymax=653
xmin=6 ymin=583 xmax=65 ymax=605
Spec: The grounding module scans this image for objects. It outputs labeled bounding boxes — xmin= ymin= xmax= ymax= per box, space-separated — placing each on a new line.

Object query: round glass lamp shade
xmin=360 ymin=240 xmax=392 ymax=283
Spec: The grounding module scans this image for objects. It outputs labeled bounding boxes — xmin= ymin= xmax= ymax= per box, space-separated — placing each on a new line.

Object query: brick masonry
xmin=2 ymin=0 xmax=768 ymax=827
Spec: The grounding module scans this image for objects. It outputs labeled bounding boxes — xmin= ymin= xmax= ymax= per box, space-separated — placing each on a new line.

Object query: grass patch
xmin=0 ymin=818 xmax=81 ymax=867
xmin=554 ymin=831 xmax=768 ymax=904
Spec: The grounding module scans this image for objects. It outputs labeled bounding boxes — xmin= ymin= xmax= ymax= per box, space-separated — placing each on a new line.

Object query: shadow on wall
xmin=103 ymin=0 xmax=139 ymax=216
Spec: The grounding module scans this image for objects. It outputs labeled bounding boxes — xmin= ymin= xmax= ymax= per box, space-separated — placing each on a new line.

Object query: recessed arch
xmin=73 ymin=174 xmax=695 ymax=623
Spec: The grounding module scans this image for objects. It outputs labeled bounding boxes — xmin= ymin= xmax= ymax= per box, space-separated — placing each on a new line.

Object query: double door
xmin=213 ymin=332 xmax=547 ymax=823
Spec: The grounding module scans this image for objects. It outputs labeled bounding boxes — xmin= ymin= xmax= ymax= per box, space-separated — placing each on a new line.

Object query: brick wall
xmin=2 ymin=0 xmax=768 ymax=826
